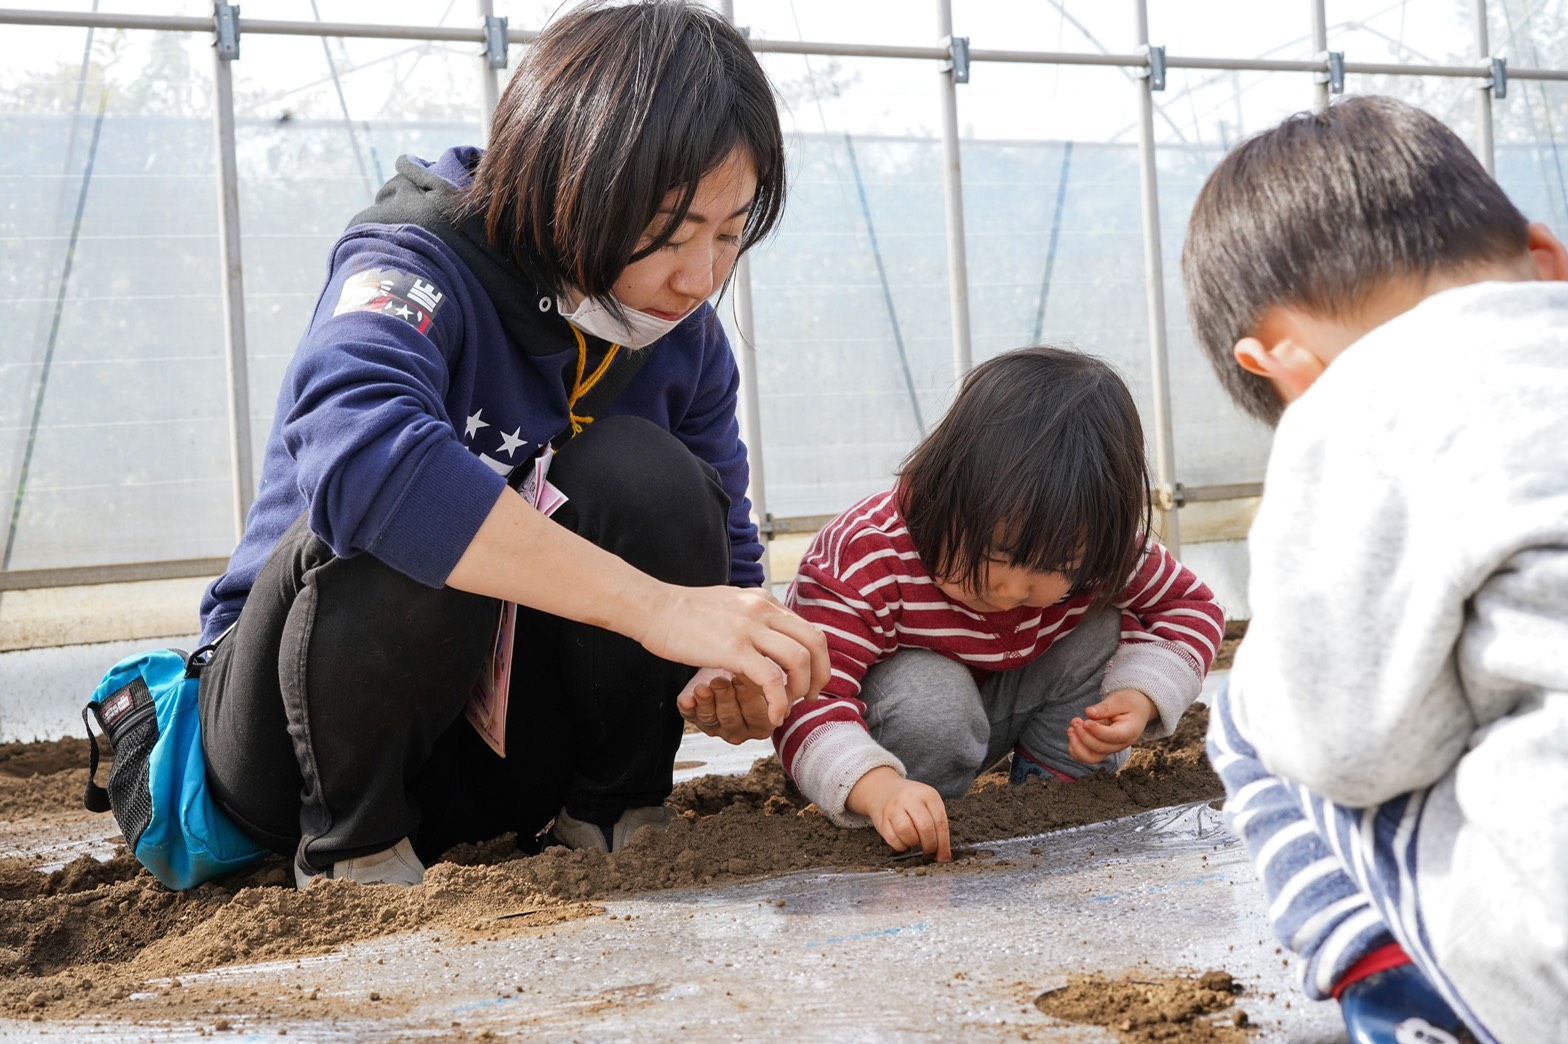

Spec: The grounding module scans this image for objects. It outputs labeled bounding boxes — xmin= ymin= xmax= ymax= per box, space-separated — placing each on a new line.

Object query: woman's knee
xmin=549 ymin=416 xmax=730 ymax=584
xmin=307 ymin=551 xmax=495 ymax=658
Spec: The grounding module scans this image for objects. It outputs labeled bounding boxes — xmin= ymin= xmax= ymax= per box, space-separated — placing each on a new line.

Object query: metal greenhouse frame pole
xmin=1474 ymin=0 xmax=1499 ymax=175
xmin=1311 ymin=0 xmax=1330 ymax=113
xmin=213 ymin=2 xmax=254 ymax=538
xmin=477 ymin=0 xmax=506 ymax=141
xmin=1132 ymin=0 xmax=1180 ymax=555
xmin=936 ymin=0 xmax=973 ymax=378
xmin=717 ymin=0 xmax=771 ymax=580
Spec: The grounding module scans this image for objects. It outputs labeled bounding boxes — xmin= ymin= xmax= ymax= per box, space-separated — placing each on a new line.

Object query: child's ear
xmin=1233 ymin=319 xmax=1326 ymax=403
xmin=1526 ymin=222 xmax=1568 ymax=282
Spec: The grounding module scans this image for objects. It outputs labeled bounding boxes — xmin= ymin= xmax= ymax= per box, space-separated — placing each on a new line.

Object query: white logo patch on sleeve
xmin=333 ymin=267 xmax=447 ymax=336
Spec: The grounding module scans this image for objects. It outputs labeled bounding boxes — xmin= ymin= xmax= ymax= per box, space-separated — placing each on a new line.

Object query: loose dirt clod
xmin=1035 ymin=967 xmax=1254 ymax=1042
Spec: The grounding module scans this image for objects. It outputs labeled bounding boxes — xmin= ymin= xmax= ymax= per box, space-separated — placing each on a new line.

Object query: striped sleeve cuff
xmin=1103 ymin=640 xmax=1204 ymax=738
xmin=791 ymin=721 xmax=907 ymax=828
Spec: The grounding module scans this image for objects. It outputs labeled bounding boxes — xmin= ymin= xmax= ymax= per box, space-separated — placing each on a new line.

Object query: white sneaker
xmin=548 ymin=805 xmax=676 ymax=853
xmin=295 ymin=837 xmax=425 ymax=888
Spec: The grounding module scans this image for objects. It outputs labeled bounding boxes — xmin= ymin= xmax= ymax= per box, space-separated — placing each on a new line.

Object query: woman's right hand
xmin=448 ymin=490 xmax=827 ymax=725
xmin=638 ymin=584 xmax=829 ymax=729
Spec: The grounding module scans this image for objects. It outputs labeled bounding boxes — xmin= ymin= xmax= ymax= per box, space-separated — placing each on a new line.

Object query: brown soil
xmin=1214 ymin=617 xmax=1246 ymax=673
xmin=0 ymin=698 xmax=1227 ymax=1028
xmin=1036 ymin=968 xmax=1255 ymax=1042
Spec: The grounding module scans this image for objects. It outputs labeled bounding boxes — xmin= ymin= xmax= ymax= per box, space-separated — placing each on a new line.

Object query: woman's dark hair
xmin=898 ymin=346 xmax=1153 ymax=609
xmin=1182 ymin=94 xmax=1530 ymax=427
xmin=463 ymin=0 xmax=785 ymax=301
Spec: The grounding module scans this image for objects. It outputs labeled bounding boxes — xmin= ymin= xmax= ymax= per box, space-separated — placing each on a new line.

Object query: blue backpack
xmin=83 ymin=646 xmax=269 ymax=890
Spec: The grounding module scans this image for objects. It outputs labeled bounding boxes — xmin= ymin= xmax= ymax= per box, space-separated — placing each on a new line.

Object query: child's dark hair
xmin=463 ymin=0 xmax=785 ymax=302
xmin=1182 ymin=94 xmax=1530 ymax=426
xmin=898 ymin=346 xmax=1152 ymax=609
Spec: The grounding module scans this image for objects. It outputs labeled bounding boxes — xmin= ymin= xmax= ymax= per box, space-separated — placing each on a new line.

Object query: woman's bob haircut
xmin=461 ymin=0 xmax=785 ymax=303
xmin=898 ymin=345 xmax=1153 ymax=610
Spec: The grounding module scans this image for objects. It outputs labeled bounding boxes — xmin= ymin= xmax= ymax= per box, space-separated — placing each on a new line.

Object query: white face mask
xmin=554 ymin=295 xmax=692 ymax=349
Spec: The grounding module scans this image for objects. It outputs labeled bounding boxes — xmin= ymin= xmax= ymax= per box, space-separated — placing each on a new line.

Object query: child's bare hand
xmin=846 ymin=767 xmax=951 ymax=861
xmin=677 ymin=668 xmax=779 ymax=743
xmin=1067 ymin=687 xmax=1158 ymax=764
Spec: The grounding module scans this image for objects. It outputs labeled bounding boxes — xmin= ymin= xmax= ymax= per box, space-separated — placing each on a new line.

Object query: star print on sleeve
xmin=465 ymin=410 xmax=489 ymax=440
xmin=332 ymin=267 xmax=447 ymax=337
xmin=497 ymin=428 xmax=526 ymax=457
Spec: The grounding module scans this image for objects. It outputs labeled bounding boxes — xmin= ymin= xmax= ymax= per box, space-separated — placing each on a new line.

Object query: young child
xmin=1182 ymin=95 xmax=1568 ymax=1044
xmin=774 ymin=345 xmax=1226 ymax=861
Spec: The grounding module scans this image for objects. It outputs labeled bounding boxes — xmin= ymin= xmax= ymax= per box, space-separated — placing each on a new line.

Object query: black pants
xmin=199 ymin=416 xmax=731 ymax=874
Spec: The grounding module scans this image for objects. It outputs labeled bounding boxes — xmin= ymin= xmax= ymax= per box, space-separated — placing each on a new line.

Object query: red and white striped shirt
xmin=776 ymin=488 xmax=1225 ymax=820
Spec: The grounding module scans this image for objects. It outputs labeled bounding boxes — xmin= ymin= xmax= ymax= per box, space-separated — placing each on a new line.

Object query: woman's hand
xmin=637 ymin=584 xmax=829 ymax=730
xmin=1067 ymin=687 xmax=1158 ymax=763
xmin=677 ymin=668 xmax=778 ymax=742
xmin=446 ymin=490 xmax=830 ymax=726
xmin=846 ymin=766 xmax=951 ymax=861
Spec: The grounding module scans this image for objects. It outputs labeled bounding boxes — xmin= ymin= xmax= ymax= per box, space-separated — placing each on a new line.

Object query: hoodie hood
xmin=348 ymin=148 xmax=580 ymax=358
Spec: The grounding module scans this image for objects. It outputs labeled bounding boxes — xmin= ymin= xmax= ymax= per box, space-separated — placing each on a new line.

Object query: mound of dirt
xmin=0 ymin=701 xmax=1222 ymax=1024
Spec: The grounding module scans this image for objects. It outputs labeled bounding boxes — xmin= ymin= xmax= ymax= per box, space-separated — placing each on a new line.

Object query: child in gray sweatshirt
xmin=1182 ymin=95 xmax=1568 ymax=1044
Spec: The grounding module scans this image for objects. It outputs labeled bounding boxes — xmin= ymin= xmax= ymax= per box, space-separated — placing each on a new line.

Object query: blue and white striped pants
xmin=1206 ymin=682 xmax=1493 ymax=1041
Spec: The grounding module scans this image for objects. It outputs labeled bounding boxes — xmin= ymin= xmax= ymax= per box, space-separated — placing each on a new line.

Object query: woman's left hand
xmin=677 ymin=667 xmax=777 ymax=743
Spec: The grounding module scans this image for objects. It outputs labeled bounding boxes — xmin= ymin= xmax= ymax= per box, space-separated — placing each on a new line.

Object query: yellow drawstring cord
xmin=566 ymin=326 xmax=622 ymax=438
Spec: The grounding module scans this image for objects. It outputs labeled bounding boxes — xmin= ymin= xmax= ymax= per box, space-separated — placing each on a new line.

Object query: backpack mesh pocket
xmin=91 ymin=677 xmax=159 ymax=852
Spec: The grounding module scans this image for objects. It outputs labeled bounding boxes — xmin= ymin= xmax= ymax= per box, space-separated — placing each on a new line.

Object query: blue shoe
xmin=1008 ymin=746 xmax=1075 ymax=785
xmin=1339 ymin=963 xmax=1477 ymax=1044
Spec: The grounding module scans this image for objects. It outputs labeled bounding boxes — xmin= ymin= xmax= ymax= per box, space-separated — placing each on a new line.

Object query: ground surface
xmin=0 ymin=629 xmax=1247 ymax=1038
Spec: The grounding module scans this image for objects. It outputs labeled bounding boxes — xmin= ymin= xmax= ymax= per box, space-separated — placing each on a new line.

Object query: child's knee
xmin=861 ymin=649 xmax=988 ymax=783
xmin=862 ymin=650 xmax=983 ymax=724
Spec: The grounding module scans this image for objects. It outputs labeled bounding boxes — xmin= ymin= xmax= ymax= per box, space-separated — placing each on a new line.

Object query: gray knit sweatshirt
xmin=1230 ymin=280 xmax=1568 ymax=1042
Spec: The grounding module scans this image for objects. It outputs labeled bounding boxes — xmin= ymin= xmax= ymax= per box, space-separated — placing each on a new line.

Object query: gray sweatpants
xmin=857 ymin=610 xmax=1123 ymax=797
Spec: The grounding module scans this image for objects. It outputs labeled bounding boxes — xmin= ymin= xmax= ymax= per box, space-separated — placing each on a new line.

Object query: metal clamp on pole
xmin=1155 ymin=482 xmax=1186 ymax=512
xmin=1486 ymin=55 xmax=1507 ymax=98
xmin=1138 ymin=44 xmax=1166 ymax=91
xmin=483 ymin=14 xmax=509 ymax=70
xmin=941 ymin=34 xmax=970 ymax=84
xmin=214 ymin=2 xmax=240 ymax=61
xmin=1316 ymin=50 xmax=1344 ymax=94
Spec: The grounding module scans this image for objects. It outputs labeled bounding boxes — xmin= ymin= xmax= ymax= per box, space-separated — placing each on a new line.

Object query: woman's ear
xmin=1526 ymin=222 xmax=1568 ymax=282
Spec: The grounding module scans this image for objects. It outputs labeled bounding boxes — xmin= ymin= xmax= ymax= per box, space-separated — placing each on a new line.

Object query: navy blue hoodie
xmin=199 ymin=147 xmax=761 ymax=643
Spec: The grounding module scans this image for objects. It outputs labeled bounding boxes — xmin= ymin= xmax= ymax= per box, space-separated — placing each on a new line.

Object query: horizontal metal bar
xmin=0 ymin=7 xmax=537 ymax=44
xmin=1 ymin=486 xmax=1264 ymax=589
xmin=0 ymin=558 xmax=228 ymax=592
xmin=758 ymin=513 xmax=840 ymax=538
xmin=759 ymin=483 xmax=1261 ymax=542
xmin=967 ymin=47 xmax=1144 ymax=68
xmin=0 ymin=8 xmax=210 ymax=31
xmin=1461 ymin=63 xmax=1568 ymax=83
xmin=7 ymin=9 xmax=1568 ymax=84
xmin=244 ymin=18 xmax=536 ymax=44
xmin=1179 ymin=481 xmax=1263 ymax=504
xmin=1342 ymin=60 xmax=1496 ymax=78
xmin=1173 ymin=56 xmax=1325 ymax=73
xmin=748 ymin=38 xmax=947 ymax=60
